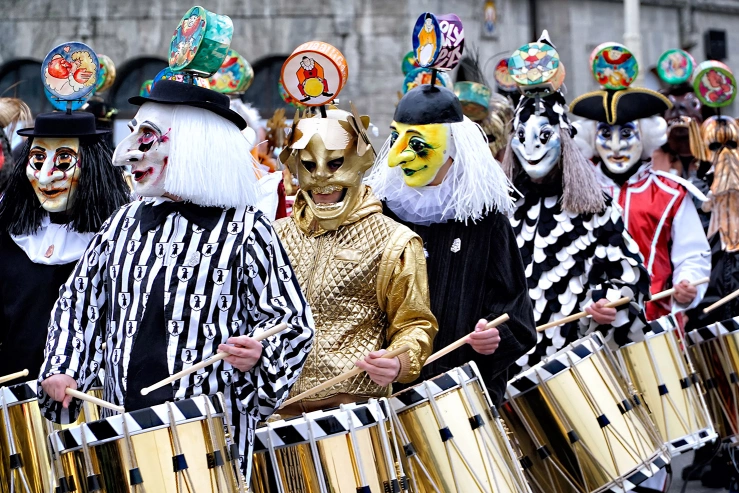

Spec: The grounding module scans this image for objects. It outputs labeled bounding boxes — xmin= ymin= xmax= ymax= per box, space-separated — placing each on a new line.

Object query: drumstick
xmin=424 ymin=314 xmax=510 ymax=367
xmin=280 ymin=345 xmax=411 ymax=408
xmin=141 ymin=322 xmax=289 ymax=396
xmin=0 ymin=369 xmax=28 ymax=385
xmin=65 ymin=388 xmax=124 ymax=413
xmin=536 ymin=297 xmax=631 ymax=333
xmin=704 ymin=287 xmax=739 ymax=314
xmin=650 ymin=277 xmax=710 ymax=302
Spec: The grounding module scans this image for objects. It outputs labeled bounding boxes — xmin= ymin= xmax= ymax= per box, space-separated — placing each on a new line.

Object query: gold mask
xmin=388 ymin=122 xmax=453 ymax=187
xmin=282 ymin=107 xmax=374 ymax=231
xmin=697 ymin=116 xmax=739 ymax=251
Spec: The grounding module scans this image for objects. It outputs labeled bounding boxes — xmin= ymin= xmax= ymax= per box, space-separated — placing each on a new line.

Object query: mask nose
xmin=390 ymin=149 xmax=415 ymax=168
xmin=113 ymin=148 xmax=144 ymax=167
xmin=37 ymin=158 xmax=61 ymax=186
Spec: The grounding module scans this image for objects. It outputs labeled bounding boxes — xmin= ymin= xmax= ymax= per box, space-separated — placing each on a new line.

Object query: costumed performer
xmin=37 ymin=77 xmax=315 ymax=474
xmin=500 ymin=32 xmax=649 ymax=374
xmin=365 ymin=83 xmax=536 ymax=405
xmin=571 ymin=44 xmax=710 ymax=321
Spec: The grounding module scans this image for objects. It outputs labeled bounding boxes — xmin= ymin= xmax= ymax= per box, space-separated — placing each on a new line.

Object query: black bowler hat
xmin=129 ymin=79 xmax=247 ymax=130
xmin=394 ymin=84 xmax=464 ymax=125
xmin=17 ymin=111 xmax=109 ymax=138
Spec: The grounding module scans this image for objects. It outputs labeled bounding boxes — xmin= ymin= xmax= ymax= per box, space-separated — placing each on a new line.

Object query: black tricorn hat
xmin=129 ymin=79 xmax=247 ymax=130
xmin=394 ymin=84 xmax=464 ymax=125
xmin=569 ymin=88 xmax=672 ymax=125
xmin=17 ymin=111 xmax=109 ymax=138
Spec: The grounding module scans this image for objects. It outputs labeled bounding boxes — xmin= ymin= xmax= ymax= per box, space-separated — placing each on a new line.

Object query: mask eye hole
xmin=728 ymin=141 xmax=738 ymax=149
xmin=598 ymin=126 xmax=612 ymax=139
xmin=390 ymin=131 xmax=399 ymax=148
xmin=408 ymin=137 xmax=431 ymax=157
xmin=54 ymin=152 xmax=78 ymax=172
xmin=620 ymin=127 xmax=634 ymax=139
xmin=540 ymin=129 xmax=552 ymax=144
xmin=301 ymin=160 xmax=317 ymax=173
xmin=516 ymin=126 xmax=525 ymax=142
xmin=327 ymin=157 xmax=344 ymax=171
xmin=709 ymin=142 xmax=722 ymax=151
xmin=28 ymin=152 xmax=46 ymax=171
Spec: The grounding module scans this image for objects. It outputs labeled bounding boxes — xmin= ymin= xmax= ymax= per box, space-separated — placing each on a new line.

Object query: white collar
xmin=10 ymin=216 xmax=93 ymax=265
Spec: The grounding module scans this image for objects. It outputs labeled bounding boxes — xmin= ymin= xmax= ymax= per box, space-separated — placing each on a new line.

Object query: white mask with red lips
xmin=26 ymin=137 xmax=81 ymax=212
xmin=112 ymin=103 xmax=173 ymax=197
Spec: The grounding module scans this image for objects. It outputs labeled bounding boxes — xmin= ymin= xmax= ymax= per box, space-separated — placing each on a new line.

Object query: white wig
xmin=166 ymin=105 xmax=260 ymax=209
xmin=572 ymin=116 xmax=668 ymax=161
xmin=365 ymin=116 xmax=514 ymax=225
xmin=229 ymin=98 xmax=262 ymax=149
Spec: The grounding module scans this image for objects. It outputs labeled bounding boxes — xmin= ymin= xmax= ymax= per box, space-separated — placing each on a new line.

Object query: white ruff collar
xmin=11 ymin=216 xmax=93 ymax=265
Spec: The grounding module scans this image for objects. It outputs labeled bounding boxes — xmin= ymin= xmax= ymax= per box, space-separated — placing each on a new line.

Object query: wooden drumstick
xmin=280 ymin=345 xmax=411 ymax=408
xmin=536 ymin=297 xmax=631 ymax=333
xmin=649 ymin=277 xmax=710 ymax=302
xmin=0 ymin=369 xmax=29 ymax=385
xmin=141 ymin=322 xmax=289 ymax=396
xmin=65 ymin=388 xmax=124 ymax=413
xmin=424 ymin=314 xmax=510 ymax=367
xmin=704 ymin=287 xmax=739 ymax=314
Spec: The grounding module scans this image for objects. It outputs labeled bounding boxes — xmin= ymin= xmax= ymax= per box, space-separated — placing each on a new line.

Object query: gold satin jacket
xmin=274 ymin=185 xmax=437 ymax=401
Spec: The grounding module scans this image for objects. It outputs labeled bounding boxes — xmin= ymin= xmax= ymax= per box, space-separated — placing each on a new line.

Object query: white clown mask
xmin=26 ymin=137 xmax=81 ymax=213
xmin=113 ymin=103 xmax=173 ymax=197
xmin=595 ymin=121 xmax=643 ymax=174
xmin=511 ymin=115 xmax=561 ymax=180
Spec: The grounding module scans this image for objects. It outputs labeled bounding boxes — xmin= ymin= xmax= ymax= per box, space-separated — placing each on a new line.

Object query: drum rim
xmin=619 ymin=313 xmax=679 ymax=349
xmin=52 ymin=394 xmax=224 ymax=453
xmin=252 ymin=399 xmax=385 ymax=453
xmin=389 ymin=362 xmax=485 ymax=413
xmin=685 ymin=315 xmax=739 ymax=346
xmin=0 ymin=380 xmax=40 ymax=407
xmin=507 ymin=333 xmax=604 ymax=397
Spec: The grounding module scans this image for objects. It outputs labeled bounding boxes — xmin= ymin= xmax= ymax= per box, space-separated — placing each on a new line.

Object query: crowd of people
xmin=1 ymin=7 xmax=739 ymax=493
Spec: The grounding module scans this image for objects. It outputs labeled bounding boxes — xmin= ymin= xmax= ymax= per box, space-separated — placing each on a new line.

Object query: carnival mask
xmin=113 ymin=103 xmax=173 ymax=197
xmin=26 ymin=137 xmax=80 ymax=213
xmin=287 ymin=109 xmax=374 ymax=231
xmin=665 ymin=92 xmax=703 ymax=156
xmin=595 ymin=121 xmax=643 ymax=174
xmin=511 ymin=115 xmax=561 ymax=180
xmin=388 ymin=122 xmax=453 ymax=187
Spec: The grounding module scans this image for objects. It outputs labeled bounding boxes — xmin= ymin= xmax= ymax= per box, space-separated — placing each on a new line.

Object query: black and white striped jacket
xmin=38 ymin=198 xmax=314 ymax=474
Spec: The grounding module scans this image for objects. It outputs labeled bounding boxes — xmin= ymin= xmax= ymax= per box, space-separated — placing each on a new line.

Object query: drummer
xmin=365 ymin=85 xmax=537 ymax=405
xmin=571 ymin=44 xmax=711 ymax=321
xmin=38 ymin=76 xmax=315 ymax=473
xmin=500 ymin=32 xmax=650 ymax=374
xmin=274 ymin=42 xmax=437 ymax=416
xmin=0 ymin=49 xmax=130 ymax=387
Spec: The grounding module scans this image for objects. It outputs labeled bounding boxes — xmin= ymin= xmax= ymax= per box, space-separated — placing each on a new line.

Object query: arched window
xmin=0 ymin=59 xmax=51 ymax=115
xmin=108 ymin=57 xmax=168 ymax=119
xmin=242 ymin=55 xmax=292 ymax=118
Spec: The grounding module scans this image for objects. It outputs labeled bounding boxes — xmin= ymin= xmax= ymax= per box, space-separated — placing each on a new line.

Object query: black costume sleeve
xmin=482 ymin=212 xmax=537 ymax=381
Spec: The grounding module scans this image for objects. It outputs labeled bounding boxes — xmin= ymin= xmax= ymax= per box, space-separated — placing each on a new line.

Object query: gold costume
xmin=275 ymin=185 xmax=437 ymax=405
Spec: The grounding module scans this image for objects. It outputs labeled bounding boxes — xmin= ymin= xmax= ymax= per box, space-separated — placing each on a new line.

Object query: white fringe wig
xmin=572 ymin=116 xmax=668 ymax=161
xmin=365 ymin=116 xmax=514 ymax=225
xmin=166 ymin=105 xmax=260 ymax=209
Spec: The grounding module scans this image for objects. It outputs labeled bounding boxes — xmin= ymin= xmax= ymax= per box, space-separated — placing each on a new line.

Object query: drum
xmin=0 ymin=380 xmax=103 ymax=493
xmin=250 ymin=399 xmax=401 ymax=493
xmin=389 ymin=362 xmax=530 ymax=493
xmin=503 ymin=333 xmax=669 ymax=493
xmin=616 ymin=314 xmax=717 ymax=455
xmin=685 ymin=316 xmax=739 ymax=444
xmin=51 ymin=394 xmax=243 ymax=493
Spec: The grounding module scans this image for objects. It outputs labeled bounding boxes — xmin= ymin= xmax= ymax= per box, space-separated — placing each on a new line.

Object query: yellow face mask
xmin=387 ymin=121 xmax=452 ymax=187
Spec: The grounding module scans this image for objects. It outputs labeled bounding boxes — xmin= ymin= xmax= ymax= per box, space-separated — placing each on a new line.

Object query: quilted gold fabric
xmin=275 ymin=186 xmax=436 ymax=401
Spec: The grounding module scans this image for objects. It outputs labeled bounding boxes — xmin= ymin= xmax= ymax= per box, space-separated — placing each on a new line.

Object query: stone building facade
xmin=1 ymin=0 xmax=738 ymax=145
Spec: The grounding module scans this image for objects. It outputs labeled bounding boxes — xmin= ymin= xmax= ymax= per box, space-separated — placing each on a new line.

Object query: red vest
xmin=604 ymin=169 xmax=689 ymax=320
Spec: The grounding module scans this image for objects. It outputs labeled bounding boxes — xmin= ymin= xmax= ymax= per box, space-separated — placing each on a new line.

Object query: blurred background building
xmin=0 ymin=0 xmax=737 ymax=145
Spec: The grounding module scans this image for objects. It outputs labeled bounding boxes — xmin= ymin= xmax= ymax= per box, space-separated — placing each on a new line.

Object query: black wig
xmin=0 ymin=136 xmax=131 ymax=235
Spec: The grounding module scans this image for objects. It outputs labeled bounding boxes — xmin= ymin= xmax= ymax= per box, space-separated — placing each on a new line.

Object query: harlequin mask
xmin=26 ymin=137 xmax=81 ymax=212
xmin=112 ymin=103 xmax=173 ymax=197
xmin=511 ymin=115 xmax=561 ymax=180
xmin=387 ymin=122 xmax=454 ymax=187
xmin=283 ymin=107 xmax=374 ymax=231
xmin=595 ymin=121 xmax=643 ymax=174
